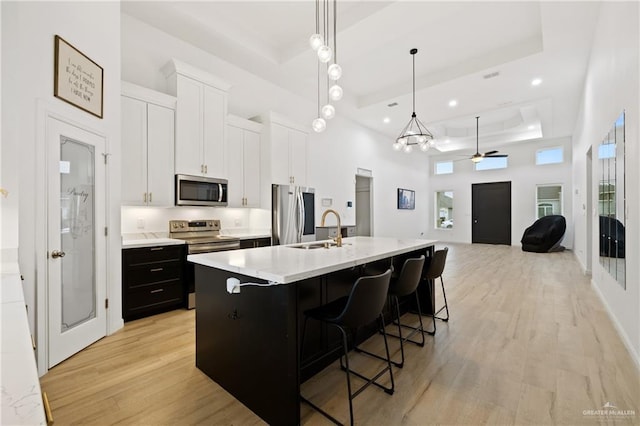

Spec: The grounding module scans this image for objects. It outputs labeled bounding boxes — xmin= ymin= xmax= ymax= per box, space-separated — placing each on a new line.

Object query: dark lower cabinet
xmin=239 ymin=237 xmax=271 ymax=249
xmin=122 ymin=244 xmax=186 ymax=321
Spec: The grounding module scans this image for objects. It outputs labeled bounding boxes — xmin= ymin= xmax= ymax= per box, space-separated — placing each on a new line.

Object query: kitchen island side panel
xmin=194 ymin=265 xmax=300 ymax=425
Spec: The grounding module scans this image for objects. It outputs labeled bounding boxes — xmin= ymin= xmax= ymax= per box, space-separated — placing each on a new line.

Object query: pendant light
xmin=311 ymin=0 xmax=342 ymax=132
xmin=393 ymin=48 xmax=434 ymax=152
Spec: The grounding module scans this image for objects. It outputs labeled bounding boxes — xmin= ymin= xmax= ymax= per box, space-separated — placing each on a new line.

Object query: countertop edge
xmin=189 ymin=237 xmax=436 ymax=284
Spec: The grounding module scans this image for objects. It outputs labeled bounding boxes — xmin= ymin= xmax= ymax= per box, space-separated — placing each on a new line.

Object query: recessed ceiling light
xmin=531 ymin=78 xmax=542 ymax=86
xmin=448 ymin=100 xmax=458 ymax=107
xmin=528 ymin=125 xmax=535 ymax=130
xmin=383 ymin=117 xmax=390 ymax=124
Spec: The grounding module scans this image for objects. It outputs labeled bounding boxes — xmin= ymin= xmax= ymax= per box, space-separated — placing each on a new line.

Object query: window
xmin=598 ymin=143 xmax=615 ymax=159
xmin=435 ymin=191 xmax=453 ymax=229
xmin=474 ymin=157 xmax=507 ymax=171
xmin=536 ymin=185 xmax=562 ymax=218
xmin=536 ymin=147 xmax=564 ymax=165
xmin=435 ymin=161 xmax=453 ymax=175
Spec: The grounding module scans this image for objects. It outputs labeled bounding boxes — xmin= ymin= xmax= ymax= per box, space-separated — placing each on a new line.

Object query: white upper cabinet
xmin=226 ymin=115 xmax=262 ymax=208
xmin=173 ymin=76 xmax=202 ymax=177
xmin=163 ymin=59 xmax=230 ymax=178
xmin=257 ymin=112 xmax=309 ymax=188
xmin=288 ymin=128 xmax=307 ymax=186
xmin=121 ymin=82 xmax=176 ymax=207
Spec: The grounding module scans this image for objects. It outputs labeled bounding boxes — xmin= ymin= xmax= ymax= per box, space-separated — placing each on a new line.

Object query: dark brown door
xmin=472 ymin=181 xmax=511 ymax=245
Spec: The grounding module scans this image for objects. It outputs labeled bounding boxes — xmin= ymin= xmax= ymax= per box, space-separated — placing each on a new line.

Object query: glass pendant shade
xmin=327 ymin=63 xmax=342 ymax=80
xmin=309 ymin=34 xmax=324 ymax=51
xmin=420 ymin=142 xmax=430 ymax=152
xmin=392 ymin=142 xmax=402 ymax=151
xmin=328 ymin=84 xmax=343 ymax=101
xmin=403 ymin=144 xmax=413 ymax=153
xmin=312 ymin=117 xmax=326 ymax=133
xmin=321 ymin=104 xmax=335 ymax=120
xmin=317 ymin=45 xmax=332 ymax=63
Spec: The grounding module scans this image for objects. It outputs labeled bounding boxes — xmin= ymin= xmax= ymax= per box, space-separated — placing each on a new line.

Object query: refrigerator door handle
xmin=298 ymin=188 xmax=305 ymax=242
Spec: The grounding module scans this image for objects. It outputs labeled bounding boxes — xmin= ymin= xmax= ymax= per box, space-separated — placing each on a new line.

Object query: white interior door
xmin=47 ymin=117 xmax=107 ymax=368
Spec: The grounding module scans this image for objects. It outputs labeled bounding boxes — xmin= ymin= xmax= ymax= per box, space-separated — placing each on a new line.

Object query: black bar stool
xmin=300 ymin=269 xmax=394 ymax=426
xmin=387 ymin=255 xmax=429 ymax=367
xmin=358 ymin=256 xmax=429 ymax=368
xmin=425 ymin=247 xmax=450 ymax=331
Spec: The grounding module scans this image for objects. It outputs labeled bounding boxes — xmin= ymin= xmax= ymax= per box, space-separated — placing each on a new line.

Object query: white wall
xmin=571 ymin=1 xmax=639 ymax=364
xmin=1 ymin=2 xmax=122 ymax=373
xmin=121 ymin=14 xmax=430 ymax=239
xmin=426 ymin=136 xmax=573 ymax=246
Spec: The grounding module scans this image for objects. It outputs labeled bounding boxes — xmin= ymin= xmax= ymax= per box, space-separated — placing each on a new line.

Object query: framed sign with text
xmin=54 ymin=35 xmax=103 ymax=118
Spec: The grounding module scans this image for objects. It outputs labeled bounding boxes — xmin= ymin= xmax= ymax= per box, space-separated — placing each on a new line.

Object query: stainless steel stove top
xmin=169 ymin=220 xmax=240 ymax=254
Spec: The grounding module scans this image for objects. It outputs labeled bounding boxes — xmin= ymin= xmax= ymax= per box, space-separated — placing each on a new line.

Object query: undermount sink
xmin=289 ymin=241 xmax=337 ymax=250
xmin=289 ymin=241 xmax=351 ymax=250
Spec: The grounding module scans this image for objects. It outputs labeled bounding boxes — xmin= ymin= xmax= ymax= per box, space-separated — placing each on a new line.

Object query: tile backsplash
xmin=121 ymin=206 xmax=270 ymax=234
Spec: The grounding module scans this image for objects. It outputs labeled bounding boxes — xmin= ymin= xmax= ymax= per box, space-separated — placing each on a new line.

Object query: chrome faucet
xmin=320 ymin=209 xmax=342 ymax=247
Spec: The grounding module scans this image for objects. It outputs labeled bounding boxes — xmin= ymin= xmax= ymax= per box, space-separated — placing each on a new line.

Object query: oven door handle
xmin=188 ymin=242 xmax=240 ymax=254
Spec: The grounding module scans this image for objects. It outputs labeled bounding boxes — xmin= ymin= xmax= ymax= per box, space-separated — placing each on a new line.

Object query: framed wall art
xmin=397 ymin=188 xmax=415 ymax=210
xmin=54 ymin=35 xmax=103 ymax=118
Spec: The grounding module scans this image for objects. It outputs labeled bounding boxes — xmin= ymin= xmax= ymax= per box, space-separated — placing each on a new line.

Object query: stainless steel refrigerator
xmin=272 ymin=184 xmax=316 ymax=245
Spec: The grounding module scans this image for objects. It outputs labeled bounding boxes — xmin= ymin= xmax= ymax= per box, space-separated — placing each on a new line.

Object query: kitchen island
xmin=188 ymin=236 xmax=436 ymax=425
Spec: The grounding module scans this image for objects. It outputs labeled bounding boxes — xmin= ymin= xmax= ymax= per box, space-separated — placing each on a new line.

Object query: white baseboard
xmin=573 ymin=251 xmax=592 ymax=277
xmin=590 ymin=278 xmax=640 ymax=373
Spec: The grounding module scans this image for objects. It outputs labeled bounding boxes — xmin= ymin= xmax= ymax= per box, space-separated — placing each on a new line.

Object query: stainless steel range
xmin=169 ymin=219 xmax=240 ymax=308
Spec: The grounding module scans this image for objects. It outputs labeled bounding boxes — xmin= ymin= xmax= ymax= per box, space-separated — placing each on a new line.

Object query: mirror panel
xmin=598 ymin=111 xmax=625 ymax=288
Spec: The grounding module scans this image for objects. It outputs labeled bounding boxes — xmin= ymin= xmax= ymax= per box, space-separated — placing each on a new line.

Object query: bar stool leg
xmin=393 ymin=295 xmax=405 ymax=368
xmin=434 ymin=276 xmax=450 ymax=321
xmin=378 ymin=314 xmax=395 ymax=394
xmin=338 ymin=326 xmax=355 ymax=426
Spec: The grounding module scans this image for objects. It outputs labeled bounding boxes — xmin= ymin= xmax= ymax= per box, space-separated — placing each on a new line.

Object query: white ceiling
xmin=122 ymin=0 xmax=601 ymax=156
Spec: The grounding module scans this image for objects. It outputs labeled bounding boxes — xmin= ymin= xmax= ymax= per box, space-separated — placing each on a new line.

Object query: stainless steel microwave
xmin=175 ymin=174 xmax=228 ymax=207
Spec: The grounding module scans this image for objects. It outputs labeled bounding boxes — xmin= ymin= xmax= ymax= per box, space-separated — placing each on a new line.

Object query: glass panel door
xmin=60 ymin=137 xmax=96 ymax=331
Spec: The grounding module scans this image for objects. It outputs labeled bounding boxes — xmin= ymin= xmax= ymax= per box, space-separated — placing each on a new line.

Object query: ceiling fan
xmin=464 ymin=116 xmax=508 ymax=163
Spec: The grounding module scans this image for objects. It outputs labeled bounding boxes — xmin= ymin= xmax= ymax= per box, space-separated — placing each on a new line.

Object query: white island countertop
xmin=188 ymin=236 xmax=437 ymax=284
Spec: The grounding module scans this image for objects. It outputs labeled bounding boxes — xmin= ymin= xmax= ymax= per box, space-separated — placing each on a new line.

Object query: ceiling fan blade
xmin=483 ymin=150 xmax=499 ymax=156
xmin=484 ymin=154 xmax=508 ymax=158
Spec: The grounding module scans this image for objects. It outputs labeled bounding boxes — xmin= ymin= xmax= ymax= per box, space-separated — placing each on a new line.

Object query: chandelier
xmin=311 ymin=0 xmax=342 ymax=133
xmin=393 ymin=48 xmax=434 ymax=153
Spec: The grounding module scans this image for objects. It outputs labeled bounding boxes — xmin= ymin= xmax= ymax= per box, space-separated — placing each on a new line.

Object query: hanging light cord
xmin=315 ymin=0 xmax=319 ymax=35
xmin=476 ymin=116 xmax=480 ymax=153
xmin=333 ymin=0 xmax=337 ymax=64
xmin=412 ymin=51 xmax=416 ymax=115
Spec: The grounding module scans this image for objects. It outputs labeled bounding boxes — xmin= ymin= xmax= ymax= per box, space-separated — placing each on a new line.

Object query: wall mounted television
xmin=397 ymin=188 xmax=415 ymax=210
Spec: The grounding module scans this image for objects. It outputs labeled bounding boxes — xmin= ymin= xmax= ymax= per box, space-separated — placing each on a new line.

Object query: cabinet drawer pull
xmin=149 ymin=247 xmax=164 ymax=251
xmin=42 ymin=391 xmax=54 ymax=425
xmin=150 ymin=268 xmax=164 ymax=272
xmin=149 ymin=192 xmax=153 ymax=203
xmin=150 ymin=288 xmax=164 ymax=294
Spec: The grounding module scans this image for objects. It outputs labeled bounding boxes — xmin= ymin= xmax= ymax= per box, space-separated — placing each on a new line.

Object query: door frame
xmin=35 ymin=102 xmax=112 ymax=375
xmin=355 ymin=168 xmax=374 ymax=236
xmin=586 ymin=146 xmax=593 ymax=275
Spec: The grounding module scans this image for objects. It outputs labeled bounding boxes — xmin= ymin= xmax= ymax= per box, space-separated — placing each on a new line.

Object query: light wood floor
xmin=40 ymin=243 xmax=639 ymax=425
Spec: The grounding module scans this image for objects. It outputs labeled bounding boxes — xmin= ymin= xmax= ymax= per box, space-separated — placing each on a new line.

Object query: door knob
xmin=51 ymin=250 xmax=66 ymax=259
xmin=473 ymin=220 xmax=478 ymax=224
